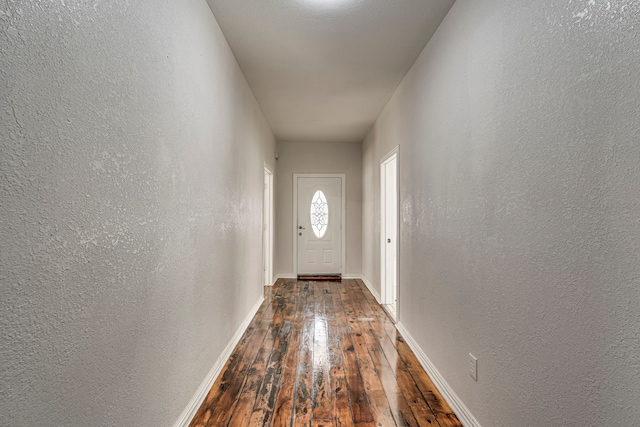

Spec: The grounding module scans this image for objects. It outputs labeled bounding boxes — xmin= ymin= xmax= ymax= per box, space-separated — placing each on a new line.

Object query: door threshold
xmin=297 ymin=274 xmax=342 ymax=282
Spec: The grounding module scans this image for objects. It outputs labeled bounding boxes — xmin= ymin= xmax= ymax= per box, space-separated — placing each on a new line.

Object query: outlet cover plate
xmin=469 ymin=353 xmax=478 ymax=381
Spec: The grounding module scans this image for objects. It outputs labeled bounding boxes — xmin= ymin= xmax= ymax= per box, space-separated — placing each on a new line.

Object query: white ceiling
xmin=206 ymin=0 xmax=455 ymax=143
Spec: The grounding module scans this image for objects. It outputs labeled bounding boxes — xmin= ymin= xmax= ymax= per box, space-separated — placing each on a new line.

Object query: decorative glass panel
xmin=310 ymin=190 xmax=329 ymax=238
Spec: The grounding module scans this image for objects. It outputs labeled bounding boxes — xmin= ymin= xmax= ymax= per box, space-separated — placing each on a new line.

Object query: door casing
xmin=263 ymin=165 xmax=274 ymax=287
xmin=380 ymin=147 xmax=399 ymax=316
xmin=293 ymin=173 xmax=346 ymax=276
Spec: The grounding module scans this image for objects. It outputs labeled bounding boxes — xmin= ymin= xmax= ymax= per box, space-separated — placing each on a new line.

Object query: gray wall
xmin=363 ymin=0 xmax=640 ymax=425
xmin=0 ymin=1 xmax=275 ymax=425
xmin=275 ymin=141 xmax=362 ymax=277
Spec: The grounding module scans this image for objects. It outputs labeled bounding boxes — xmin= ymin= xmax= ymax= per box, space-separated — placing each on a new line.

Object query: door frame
xmin=293 ymin=173 xmax=346 ymax=276
xmin=380 ymin=146 xmax=399 ymax=312
xmin=263 ymin=164 xmax=274 ymax=287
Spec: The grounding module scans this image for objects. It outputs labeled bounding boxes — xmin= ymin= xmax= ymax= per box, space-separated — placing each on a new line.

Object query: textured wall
xmin=275 ymin=141 xmax=362 ymax=277
xmin=363 ymin=0 xmax=640 ymax=425
xmin=0 ymin=1 xmax=275 ymax=425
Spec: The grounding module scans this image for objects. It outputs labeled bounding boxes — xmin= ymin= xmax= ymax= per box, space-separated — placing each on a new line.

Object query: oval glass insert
xmin=310 ymin=190 xmax=329 ymax=238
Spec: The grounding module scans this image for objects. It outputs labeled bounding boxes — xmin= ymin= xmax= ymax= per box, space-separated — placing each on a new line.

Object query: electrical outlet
xmin=469 ymin=353 xmax=478 ymax=381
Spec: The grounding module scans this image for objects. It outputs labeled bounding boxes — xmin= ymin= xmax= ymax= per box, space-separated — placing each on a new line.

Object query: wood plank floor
xmin=190 ymin=279 xmax=462 ymax=427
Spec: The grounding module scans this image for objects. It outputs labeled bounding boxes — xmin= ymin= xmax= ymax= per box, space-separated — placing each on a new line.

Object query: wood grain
xmin=189 ymin=279 xmax=462 ymax=427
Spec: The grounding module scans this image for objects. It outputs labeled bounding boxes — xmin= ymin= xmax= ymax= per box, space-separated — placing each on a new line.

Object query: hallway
xmin=2 ymin=1 xmax=640 ymax=426
xmin=190 ymin=279 xmax=461 ymax=427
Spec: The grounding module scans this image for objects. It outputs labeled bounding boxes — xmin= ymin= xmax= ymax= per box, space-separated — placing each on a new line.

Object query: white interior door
xmin=296 ymin=176 xmax=342 ymax=275
xmin=381 ymin=151 xmax=398 ymax=314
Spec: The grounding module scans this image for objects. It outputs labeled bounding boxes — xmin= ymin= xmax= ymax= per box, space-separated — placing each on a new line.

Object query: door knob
xmin=299 ymin=226 xmax=305 ymax=230
xmin=299 ymin=232 xmax=302 ymax=236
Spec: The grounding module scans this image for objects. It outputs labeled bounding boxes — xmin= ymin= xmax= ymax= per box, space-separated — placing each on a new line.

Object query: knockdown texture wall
xmin=363 ymin=0 xmax=640 ymax=426
xmin=275 ymin=141 xmax=362 ymax=278
xmin=0 ymin=1 xmax=275 ymax=425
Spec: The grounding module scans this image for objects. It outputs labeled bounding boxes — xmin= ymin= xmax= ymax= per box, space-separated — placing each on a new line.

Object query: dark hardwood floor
xmin=190 ymin=279 xmax=462 ymax=427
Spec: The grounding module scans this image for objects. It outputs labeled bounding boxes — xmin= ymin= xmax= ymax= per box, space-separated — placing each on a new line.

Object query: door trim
xmin=293 ymin=173 xmax=346 ymax=276
xmin=380 ymin=146 xmax=399 ymax=316
xmin=264 ymin=165 xmax=274 ymax=287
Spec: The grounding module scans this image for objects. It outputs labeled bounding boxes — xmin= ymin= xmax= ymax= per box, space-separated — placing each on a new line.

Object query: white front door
xmin=296 ymin=176 xmax=342 ymax=275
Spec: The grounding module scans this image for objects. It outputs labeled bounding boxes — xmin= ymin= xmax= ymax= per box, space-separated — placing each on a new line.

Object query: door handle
xmin=299 ymin=226 xmax=305 ymax=230
xmin=299 ymin=232 xmax=303 ymax=236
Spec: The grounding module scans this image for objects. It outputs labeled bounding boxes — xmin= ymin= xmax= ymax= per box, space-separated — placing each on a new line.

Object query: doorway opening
xmin=263 ymin=165 xmax=274 ymax=287
xmin=293 ymin=174 xmax=345 ymax=276
xmin=381 ymin=147 xmax=398 ymax=320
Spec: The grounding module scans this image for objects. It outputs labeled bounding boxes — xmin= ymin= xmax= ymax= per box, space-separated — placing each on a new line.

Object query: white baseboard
xmin=274 ymin=274 xmax=296 ymax=284
xmin=345 ymin=275 xmax=381 ymax=304
xmin=173 ymin=296 xmax=265 ymax=427
xmin=395 ymin=323 xmax=481 ymax=427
